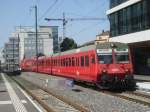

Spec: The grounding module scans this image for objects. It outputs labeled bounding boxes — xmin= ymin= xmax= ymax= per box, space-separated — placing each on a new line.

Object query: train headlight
xmin=125 ymin=69 xmax=130 ymax=74
xmin=125 ymin=69 xmax=129 ymax=72
xmin=102 ymin=69 xmax=107 ymax=73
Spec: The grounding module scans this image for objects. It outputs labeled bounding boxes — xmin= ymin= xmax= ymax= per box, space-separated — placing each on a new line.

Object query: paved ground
xmin=134 ymin=75 xmax=150 ymax=82
xmin=134 ymin=75 xmax=150 ymax=92
xmin=0 ymin=73 xmax=44 ymax=112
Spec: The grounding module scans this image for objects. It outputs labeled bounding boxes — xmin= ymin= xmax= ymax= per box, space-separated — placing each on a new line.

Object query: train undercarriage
xmin=96 ymin=74 xmax=136 ymax=90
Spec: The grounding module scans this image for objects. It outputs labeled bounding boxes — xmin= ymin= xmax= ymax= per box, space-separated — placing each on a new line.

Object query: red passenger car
xmin=21 ymin=42 xmax=135 ymax=89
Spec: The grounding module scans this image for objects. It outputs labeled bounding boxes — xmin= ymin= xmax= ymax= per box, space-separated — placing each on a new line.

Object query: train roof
xmin=96 ymin=42 xmax=128 ymax=49
xmin=53 ymin=42 xmax=128 ymax=57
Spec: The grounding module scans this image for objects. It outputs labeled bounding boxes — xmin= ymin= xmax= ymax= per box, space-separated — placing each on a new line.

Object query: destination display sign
xmin=97 ymin=49 xmax=112 ymax=53
xmin=114 ymin=48 xmax=128 ymax=53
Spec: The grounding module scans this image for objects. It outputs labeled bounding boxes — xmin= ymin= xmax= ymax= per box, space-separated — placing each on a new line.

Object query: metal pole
xmin=12 ymin=39 xmax=14 ymax=72
xmin=63 ymin=12 xmax=66 ymax=40
xmin=18 ymin=34 xmax=20 ymax=70
xmin=35 ymin=5 xmax=38 ymax=72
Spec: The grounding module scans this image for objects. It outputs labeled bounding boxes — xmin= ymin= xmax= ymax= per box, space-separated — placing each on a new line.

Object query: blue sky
xmin=0 ymin=0 xmax=109 ymax=47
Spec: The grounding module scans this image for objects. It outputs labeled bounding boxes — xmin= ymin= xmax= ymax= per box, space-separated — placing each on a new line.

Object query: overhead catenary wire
xmin=45 ymin=12 xmax=107 ymax=39
xmin=38 ymin=0 xmax=59 ymax=21
xmin=69 ymin=21 xmax=102 ymax=38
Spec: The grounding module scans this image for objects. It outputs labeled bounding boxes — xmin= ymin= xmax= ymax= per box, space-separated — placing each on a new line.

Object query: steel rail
xmin=11 ymin=76 xmax=90 ymax=112
xmin=10 ymin=76 xmax=56 ymax=112
xmin=101 ymin=90 xmax=150 ymax=107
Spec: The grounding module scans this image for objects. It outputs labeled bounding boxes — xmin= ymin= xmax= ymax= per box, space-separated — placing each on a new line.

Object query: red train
xmin=21 ymin=42 xmax=135 ymax=89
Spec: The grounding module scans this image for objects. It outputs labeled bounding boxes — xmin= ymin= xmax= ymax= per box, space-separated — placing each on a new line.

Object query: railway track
xmin=100 ymin=90 xmax=150 ymax=107
xmin=8 ymin=72 xmax=150 ymax=111
xmin=67 ymin=78 xmax=150 ymax=107
xmin=9 ymin=76 xmax=90 ymax=112
xmin=74 ymin=80 xmax=150 ymax=107
xmin=78 ymin=79 xmax=150 ymax=107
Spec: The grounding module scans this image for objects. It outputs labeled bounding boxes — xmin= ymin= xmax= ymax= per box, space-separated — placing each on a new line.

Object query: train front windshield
xmin=97 ymin=48 xmax=129 ymax=64
xmin=98 ymin=54 xmax=113 ymax=64
xmin=97 ymin=49 xmax=113 ymax=64
xmin=115 ymin=53 xmax=129 ymax=63
xmin=115 ymin=49 xmax=129 ymax=64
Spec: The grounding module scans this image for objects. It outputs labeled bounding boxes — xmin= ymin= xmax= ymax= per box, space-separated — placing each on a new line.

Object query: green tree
xmin=60 ymin=37 xmax=77 ymax=52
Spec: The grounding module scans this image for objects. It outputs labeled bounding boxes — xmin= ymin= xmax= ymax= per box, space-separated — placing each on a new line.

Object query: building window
xmin=110 ymin=0 xmax=129 ymax=8
xmin=110 ymin=0 xmax=150 ymax=37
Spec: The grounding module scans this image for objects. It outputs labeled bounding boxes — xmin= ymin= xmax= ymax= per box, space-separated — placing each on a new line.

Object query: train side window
xmin=69 ymin=58 xmax=71 ymax=66
xmin=63 ymin=59 xmax=64 ymax=66
xmin=65 ymin=58 xmax=67 ymax=67
xmin=81 ymin=56 xmax=84 ymax=67
xmin=56 ymin=59 xmax=57 ymax=66
xmin=39 ymin=61 xmax=41 ymax=65
xmin=63 ymin=59 xmax=65 ymax=66
xmin=46 ymin=60 xmax=47 ymax=66
xmin=77 ymin=58 xmax=80 ymax=66
xmin=66 ymin=58 xmax=68 ymax=67
xmin=49 ymin=60 xmax=51 ymax=66
xmin=61 ymin=59 xmax=63 ymax=66
xmin=91 ymin=55 xmax=95 ymax=64
xmin=47 ymin=60 xmax=49 ymax=66
xmin=54 ymin=59 xmax=56 ymax=66
xmin=42 ymin=60 xmax=44 ymax=65
xmin=67 ymin=58 xmax=69 ymax=67
xmin=56 ymin=59 xmax=58 ymax=66
xmin=75 ymin=57 xmax=77 ymax=66
xmin=51 ymin=60 xmax=52 ymax=66
xmin=85 ymin=56 xmax=89 ymax=66
xmin=72 ymin=57 xmax=75 ymax=66
xmin=76 ymin=57 xmax=78 ymax=66
xmin=64 ymin=59 xmax=66 ymax=66
xmin=58 ymin=59 xmax=60 ymax=66
xmin=60 ymin=59 xmax=61 ymax=66
xmin=58 ymin=59 xmax=59 ymax=66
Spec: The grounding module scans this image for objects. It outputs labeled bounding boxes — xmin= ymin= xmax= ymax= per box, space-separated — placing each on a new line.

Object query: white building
xmin=107 ymin=0 xmax=150 ymax=74
xmin=11 ymin=26 xmax=58 ymax=62
xmin=0 ymin=47 xmax=5 ymax=64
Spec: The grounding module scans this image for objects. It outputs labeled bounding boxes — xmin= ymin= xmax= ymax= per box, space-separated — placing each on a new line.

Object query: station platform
xmin=0 ymin=73 xmax=43 ymax=112
xmin=134 ymin=74 xmax=150 ymax=82
xmin=134 ymin=74 xmax=150 ymax=92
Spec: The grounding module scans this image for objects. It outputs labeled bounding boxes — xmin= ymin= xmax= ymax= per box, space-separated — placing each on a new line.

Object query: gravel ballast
xmin=20 ymin=72 xmax=150 ymax=112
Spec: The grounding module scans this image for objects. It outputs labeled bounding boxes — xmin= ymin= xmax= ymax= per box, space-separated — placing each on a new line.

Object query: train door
xmin=89 ymin=51 xmax=97 ymax=81
xmin=75 ymin=56 xmax=80 ymax=79
xmin=76 ymin=53 xmax=88 ymax=81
